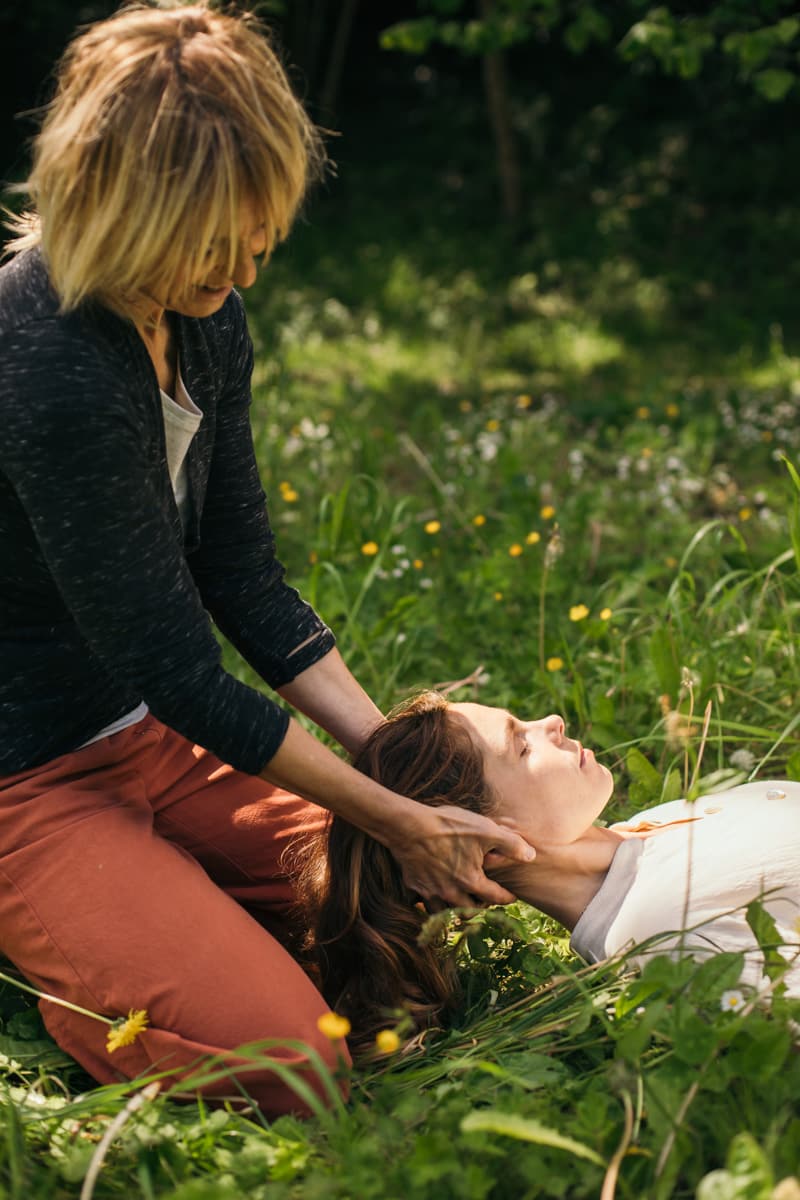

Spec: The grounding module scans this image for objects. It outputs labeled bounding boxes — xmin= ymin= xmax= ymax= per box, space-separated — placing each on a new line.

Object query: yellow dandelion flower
xmin=541 ymin=505 xmax=556 ymax=520
xmin=665 ymin=556 xmax=678 ymax=569
xmin=636 ymin=406 xmax=650 ymax=419
xmin=279 ymin=480 xmax=291 ymax=492
xmin=459 ymin=400 xmax=472 ymax=413
xmin=472 ymin=514 xmax=486 ymax=527
xmin=493 ymin=591 xmax=504 ymax=601
xmin=739 ymin=507 xmax=752 ymax=521
xmin=599 ymin=607 xmax=612 ymax=620
xmin=641 ymin=447 xmax=653 ymax=459
xmin=525 ymin=531 xmax=541 ymax=545
xmin=485 ymin=418 xmax=500 ymax=432
xmin=375 ymin=1029 xmax=401 ymax=1055
xmin=309 ymin=550 xmax=318 ymax=564
xmin=413 ymin=558 xmax=424 ymax=569
xmin=281 ymin=486 xmax=299 ymax=502
xmin=317 ymin=1012 xmax=351 ymax=1041
xmin=106 ymin=1009 xmax=149 ymax=1054
xmin=424 ymin=520 xmax=441 ymax=535
xmin=516 ymin=394 xmax=532 ymax=409
xmin=761 ymin=430 xmax=773 ymax=442
xmin=665 ymin=402 xmax=680 ymax=418
xmin=361 ymin=541 xmax=379 ymax=556
xmin=569 ymin=604 xmax=589 ymax=622
xmin=546 ymin=657 xmax=564 ymax=672
xmin=508 ymin=543 xmax=523 ymax=558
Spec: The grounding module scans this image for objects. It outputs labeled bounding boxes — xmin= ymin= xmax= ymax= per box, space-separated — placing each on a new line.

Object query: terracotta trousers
xmin=0 ymin=715 xmax=348 ymax=1117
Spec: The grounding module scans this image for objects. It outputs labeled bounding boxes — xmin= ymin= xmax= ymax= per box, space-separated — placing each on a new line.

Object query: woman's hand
xmin=384 ymin=803 xmax=536 ymax=908
xmin=263 ymin=718 xmax=534 ymax=907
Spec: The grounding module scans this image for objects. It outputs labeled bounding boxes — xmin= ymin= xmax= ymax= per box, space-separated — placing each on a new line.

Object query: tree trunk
xmin=319 ymin=0 xmax=359 ymax=121
xmin=479 ymin=0 xmax=522 ymax=223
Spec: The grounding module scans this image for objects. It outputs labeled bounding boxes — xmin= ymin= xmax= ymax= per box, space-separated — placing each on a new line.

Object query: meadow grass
xmin=2 ymin=145 xmax=800 ymax=1197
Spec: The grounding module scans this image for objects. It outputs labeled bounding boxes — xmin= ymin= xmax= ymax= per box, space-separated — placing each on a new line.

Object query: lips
xmin=200 ymin=284 xmax=232 ymax=298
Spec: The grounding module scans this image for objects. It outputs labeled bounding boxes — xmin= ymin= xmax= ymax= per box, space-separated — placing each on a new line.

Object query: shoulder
xmin=0 ymin=247 xmax=60 ymax=334
xmin=625 ymin=780 xmax=800 ymax=827
xmin=0 ymin=261 xmax=148 ymax=436
xmin=0 ymin=247 xmax=133 ymax=362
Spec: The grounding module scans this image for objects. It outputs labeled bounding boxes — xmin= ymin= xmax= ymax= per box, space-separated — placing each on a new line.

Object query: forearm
xmin=277 ymin=647 xmax=384 ymax=755
xmin=259 ymin=716 xmax=412 ymax=843
xmin=262 ymin=716 xmax=536 ymax=907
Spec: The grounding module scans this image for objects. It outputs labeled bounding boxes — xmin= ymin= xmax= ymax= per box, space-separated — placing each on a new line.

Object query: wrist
xmin=361 ymin=786 xmax=424 ymax=847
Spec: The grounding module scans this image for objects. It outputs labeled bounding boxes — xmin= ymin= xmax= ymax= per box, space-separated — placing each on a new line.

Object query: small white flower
xmin=729 ymin=748 xmax=755 ymax=771
xmin=720 ymin=989 xmax=745 ymax=1013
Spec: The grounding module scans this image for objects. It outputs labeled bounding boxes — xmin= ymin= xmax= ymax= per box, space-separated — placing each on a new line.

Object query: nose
xmin=232 ymin=244 xmax=258 ymax=290
xmin=536 ymin=713 xmax=565 ymax=742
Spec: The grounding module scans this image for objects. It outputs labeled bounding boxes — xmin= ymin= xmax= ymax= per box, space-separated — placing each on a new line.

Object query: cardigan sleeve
xmin=187 ymin=294 xmax=336 ymax=688
xmin=0 ymin=317 xmax=291 ymax=774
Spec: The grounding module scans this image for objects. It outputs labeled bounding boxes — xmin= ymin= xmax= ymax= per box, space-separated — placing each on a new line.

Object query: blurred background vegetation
xmin=4 ymin=0 xmax=800 ymax=358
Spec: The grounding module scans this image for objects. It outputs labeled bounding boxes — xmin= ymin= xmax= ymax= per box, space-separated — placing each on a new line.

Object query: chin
xmin=170 ymin=287 xmax=232 ymax=317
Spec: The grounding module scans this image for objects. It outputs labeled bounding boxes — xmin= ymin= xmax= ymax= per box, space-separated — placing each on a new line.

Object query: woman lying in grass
xmin=302 ymin=692 xmax=800 ymax=1053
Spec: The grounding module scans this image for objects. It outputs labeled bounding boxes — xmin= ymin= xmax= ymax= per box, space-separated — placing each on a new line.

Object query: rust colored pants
xmin=0 ymin=715 xmax=348 ymax=1117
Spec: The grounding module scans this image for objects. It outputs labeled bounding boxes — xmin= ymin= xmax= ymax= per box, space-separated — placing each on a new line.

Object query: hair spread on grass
xmin=298 ymin=692 xmax=496 ymax=1056
xmin=4 ymin=2 xmax=326 ymax=322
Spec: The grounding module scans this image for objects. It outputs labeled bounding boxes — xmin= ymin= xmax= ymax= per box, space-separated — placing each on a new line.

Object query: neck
xmin=130 ymin=292 xmax=168 ymax=342
xmin=500 ymin=826 xmax=623 ymax=930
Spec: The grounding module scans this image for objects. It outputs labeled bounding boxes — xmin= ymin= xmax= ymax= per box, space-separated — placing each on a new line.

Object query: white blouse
xmin=571 ymin=780 xmax=800 ymax=996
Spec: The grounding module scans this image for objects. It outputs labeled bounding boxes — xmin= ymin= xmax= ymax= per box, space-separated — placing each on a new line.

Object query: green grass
xmin=3 ymin=111 xmax=800 ymax=1197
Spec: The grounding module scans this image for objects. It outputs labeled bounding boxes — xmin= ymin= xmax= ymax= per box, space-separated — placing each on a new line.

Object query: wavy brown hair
xmin=298 ymin=692 xmax=495 ymax=1056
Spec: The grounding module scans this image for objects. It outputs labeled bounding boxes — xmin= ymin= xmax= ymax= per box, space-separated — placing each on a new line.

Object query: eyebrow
xmin=503 ymin=713 xmax=516 ymax=758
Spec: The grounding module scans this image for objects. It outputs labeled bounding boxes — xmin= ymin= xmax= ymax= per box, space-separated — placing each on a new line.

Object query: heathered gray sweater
xmin=0 ymin=248 xmax=335 ymax=775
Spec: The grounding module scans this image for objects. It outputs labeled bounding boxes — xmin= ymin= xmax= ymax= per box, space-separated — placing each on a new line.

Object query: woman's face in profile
xmin=450 ymin=703 xmax=614 ymax=846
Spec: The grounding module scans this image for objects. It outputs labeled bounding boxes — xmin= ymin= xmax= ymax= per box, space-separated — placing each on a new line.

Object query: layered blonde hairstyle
xmin=6 ymin=2 xmax=325 ymax=321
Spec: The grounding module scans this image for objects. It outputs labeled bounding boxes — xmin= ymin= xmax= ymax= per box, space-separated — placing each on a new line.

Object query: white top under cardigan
xmin=80 ymin=365 xmax=202 ymax=749
xmin=570 ymin=780 xmax=800 ymax=996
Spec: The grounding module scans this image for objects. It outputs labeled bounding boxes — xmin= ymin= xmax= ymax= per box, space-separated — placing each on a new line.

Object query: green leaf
xmin=380 ymin=18 xmax=438 ymax=54
xmin=650 ymin=625 xmax=680 ymax=700
xmin=753 ymin=69 xmax=795 ymax=101
xmin=662 ymin=767 xmax=683 ymax=803
xmin=745 ymin=899 xmax=789 ymax=983
xmin=460 ymin=1110 xmax=605 ymax=1166
xmin=727 ymin=1132 xmax=773 ymax=1192
xmin=786 ymin=750 xmax=800 ymax=781
xmin=776 ymin=17 xmax=800 ymax=45
xmin=626 ymin=746 xmax=663 ymax=806
xmin=780 ymin=454 xmax=800 ymax=495
xmin=564 ymin=6 xmax=611 ymax=55
xmin=615 ymin=997 xmax=669 ymax=1062
xmin=687 ymin=952 xmax=746 ymax=1006
xmin=730 ymin=1020 xmax=791 ymax=1080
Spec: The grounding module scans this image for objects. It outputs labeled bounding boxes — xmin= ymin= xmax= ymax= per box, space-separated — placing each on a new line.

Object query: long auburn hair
xmin=298 ymin=692 xmax=495 ymax=1056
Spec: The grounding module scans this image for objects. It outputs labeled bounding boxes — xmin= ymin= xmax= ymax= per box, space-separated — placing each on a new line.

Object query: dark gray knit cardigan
xmin=0 ymin=248 xmax=334 ymax=775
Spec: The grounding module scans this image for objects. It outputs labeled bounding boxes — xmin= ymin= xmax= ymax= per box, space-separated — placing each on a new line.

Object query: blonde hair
xmin=5 ymin=2 xmax=325 ymax=322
